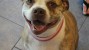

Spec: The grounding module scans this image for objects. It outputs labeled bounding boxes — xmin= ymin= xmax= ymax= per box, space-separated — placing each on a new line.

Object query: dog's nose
xmin=33 ymin=8 xmax=45 ymax=16
xmin=32 ymin=8 xmax=46 ymax=25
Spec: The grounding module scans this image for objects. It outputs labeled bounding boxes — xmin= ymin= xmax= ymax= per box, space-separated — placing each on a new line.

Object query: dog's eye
xmin=27 ymin=0 xmax=34 ymax=4
xmin=28 ymin=0 xmax=33 ymax=3
xmin=48 ymin=2 xmax=58 ymax=8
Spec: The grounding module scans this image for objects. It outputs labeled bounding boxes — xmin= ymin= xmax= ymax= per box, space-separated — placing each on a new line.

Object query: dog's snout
xmin=32 ymin=8 xmax=46 ymax=24
xmin=33 ymin=8 xmax=45 ymax=16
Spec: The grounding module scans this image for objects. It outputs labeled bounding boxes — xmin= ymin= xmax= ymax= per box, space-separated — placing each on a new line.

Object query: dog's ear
xmin=62 ymin=0 xmax=69 ymax=11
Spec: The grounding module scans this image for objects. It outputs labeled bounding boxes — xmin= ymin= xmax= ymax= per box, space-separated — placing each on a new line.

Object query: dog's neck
xmin=30 ymin=17 xmax=64 ymax=41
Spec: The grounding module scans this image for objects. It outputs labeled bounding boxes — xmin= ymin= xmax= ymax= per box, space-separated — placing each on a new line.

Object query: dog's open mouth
xmin=24 ymin=15 xmax=59 ymax=35
xmin=33 ymin=20 xmax=46 ymax=31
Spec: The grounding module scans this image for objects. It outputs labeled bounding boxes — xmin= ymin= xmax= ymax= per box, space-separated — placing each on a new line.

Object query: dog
xmin=21 ymin=0 xmax=79 ymax=50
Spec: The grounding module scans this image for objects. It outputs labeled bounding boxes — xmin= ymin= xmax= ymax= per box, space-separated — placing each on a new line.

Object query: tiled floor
xmin=0 ymin=0 xmax=89 ymax=50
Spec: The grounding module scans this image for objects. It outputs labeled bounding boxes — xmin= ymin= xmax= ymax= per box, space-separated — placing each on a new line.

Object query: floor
xmin=0 ymin=0 xmax=89 ymax=50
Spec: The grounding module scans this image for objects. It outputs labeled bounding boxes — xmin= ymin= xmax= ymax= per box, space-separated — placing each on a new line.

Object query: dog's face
xmin=22 ymin=0 xmax=69 ymax=35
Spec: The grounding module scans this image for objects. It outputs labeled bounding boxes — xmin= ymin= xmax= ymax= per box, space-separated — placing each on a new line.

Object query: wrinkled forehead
xmin=23 ymin=0 xmax=61 ymax=1
xmin=46 ymin=0 xmax=61 ymax=2
xmin=36 ymin=0 xmax=61 ymax=4
xmin=23 ymin=0 xmax=62 ymax=5
xmin=46 ymin=0 xmax=62 ymax=4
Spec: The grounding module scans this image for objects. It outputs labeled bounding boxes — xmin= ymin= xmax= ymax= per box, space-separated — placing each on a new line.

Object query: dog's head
xmin=22 ymin=0 xmax=69 ymax=35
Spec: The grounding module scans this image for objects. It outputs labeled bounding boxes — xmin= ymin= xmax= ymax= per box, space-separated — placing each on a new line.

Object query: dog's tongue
xmin=34 ymin=25 xmax=46 ymax=31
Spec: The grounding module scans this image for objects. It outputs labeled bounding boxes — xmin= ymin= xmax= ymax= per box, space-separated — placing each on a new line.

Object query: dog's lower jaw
xmin=24 ymin=17 xmax=65 ymax=50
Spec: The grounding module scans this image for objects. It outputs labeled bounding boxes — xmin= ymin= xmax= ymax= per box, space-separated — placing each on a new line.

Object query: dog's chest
xmin=27 ymin=37 xmax=62 ymax=50
xmin=29 ymin=41 xmax=59 ymax=50
xmin=27 ymin=28 xmax=65 ymax=50
xmin=28 ymin=31 xmax=65 ymax=50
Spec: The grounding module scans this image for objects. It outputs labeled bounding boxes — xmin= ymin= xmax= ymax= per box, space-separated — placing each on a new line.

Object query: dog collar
xmin=32 ymin=17 xmax=64 ymax=41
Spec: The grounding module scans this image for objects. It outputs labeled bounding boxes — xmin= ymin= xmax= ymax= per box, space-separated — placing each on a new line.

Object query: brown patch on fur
xmin=53 ymin=0 xmax=62 ymax=5
xmin=47 ymin=0 xmax=69 ymax=22
xmin=62 ymin=0 xmax=69 ymax=10
xmin=59 ymin=11 xmax=79 ymax=50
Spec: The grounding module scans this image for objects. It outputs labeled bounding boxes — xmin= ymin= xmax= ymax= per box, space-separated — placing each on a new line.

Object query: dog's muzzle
xmin=24 ymin=8 xmax=59 ymax=35
xmin=32 ymin=8 xmax=46 ymax=25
